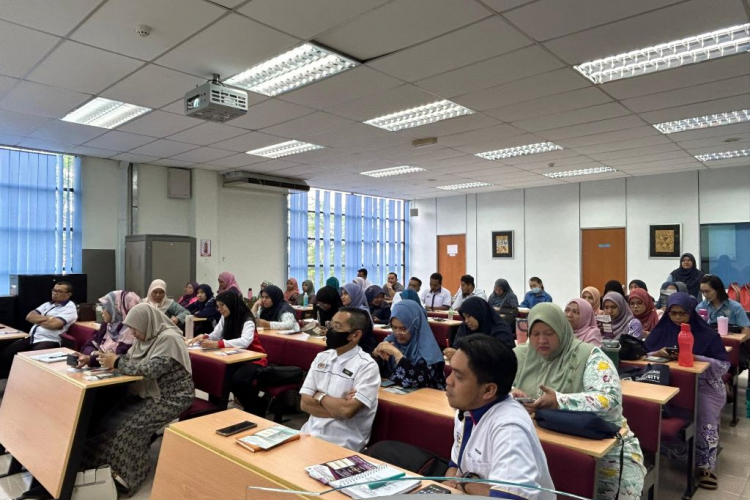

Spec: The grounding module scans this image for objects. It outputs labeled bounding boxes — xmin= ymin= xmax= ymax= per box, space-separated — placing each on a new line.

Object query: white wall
xmin=81 ymin=157 xmax=120 ymax=250
xmin=410 ymin=165 xmax=750 ymax=305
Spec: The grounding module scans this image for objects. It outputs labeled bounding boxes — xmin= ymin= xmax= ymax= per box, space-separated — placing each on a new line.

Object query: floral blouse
xmin=379 ymin=356 xmax=446 ymax=390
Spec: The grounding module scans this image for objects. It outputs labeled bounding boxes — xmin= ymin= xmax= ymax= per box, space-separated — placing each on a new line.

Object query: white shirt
xmin=258 ymin=308 xmax=300 ymax=331
xmin=300 ymin=346 xmax=381 ymax=451
xmin=208 ymin=317 xmax=256 ymax=349
xmin=452 ymin=398 xmax=555 ymax=500
xmin=420 ymin=287 xmax=452 ymax=309
xmin=451 ymin=288 xmax=488 ymax=309
xmin=30 ymin=301 xmax=78 ymax=344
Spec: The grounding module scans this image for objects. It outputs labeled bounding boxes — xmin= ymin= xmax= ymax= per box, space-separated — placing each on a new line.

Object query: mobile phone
xmin=66 ymin=354 xmax=79 ymax=367
xmin=91 ymin=340 xmax=101 ymax=351
xmin=433 ymin=318 xmax=446 ymax=322
xmin=665 ymin=347 xmax=679 ymax=356
xmin=414 ymin=484 xmax=452 ymax=494
xmin=514 ymin=397 xmax=535 ymax=404
xmin=216 ymin=420 xmax=257 ymax=436
xmin=380 ymin=379 xmax=396 ymax=388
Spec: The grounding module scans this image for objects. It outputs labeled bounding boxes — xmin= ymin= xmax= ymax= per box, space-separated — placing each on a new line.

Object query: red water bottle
xmin=677 ymin=323 xmax=694 ymax=367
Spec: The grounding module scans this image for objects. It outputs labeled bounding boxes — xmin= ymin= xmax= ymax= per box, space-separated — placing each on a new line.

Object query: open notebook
xmin=310 ymin=463 xmax=420 ymax=499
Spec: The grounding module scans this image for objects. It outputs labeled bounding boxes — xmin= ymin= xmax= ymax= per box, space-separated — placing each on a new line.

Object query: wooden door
xmin=581 ymin=228 xmax=626 ymax=294
xmin=437 ymin=235 xmax=466 ymax=297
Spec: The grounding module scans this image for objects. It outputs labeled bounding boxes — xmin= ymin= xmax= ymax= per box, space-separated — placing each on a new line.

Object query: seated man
xmin=420 ymin=273 xmax=453 ymax=311
xmin=392 ymin=276 xmax=422 ymax=305
xmin=357 ymin=268 xmax=373 ymax=289
xmin=383 ymin=272 xmax=405 ymax=298
xmin=300 ymin=307 xmax=381 ymax=451
xmin=0 ymin=281 xmax=78 ymax=380
xmin=451 ymin=275 xmax=487 ymax=309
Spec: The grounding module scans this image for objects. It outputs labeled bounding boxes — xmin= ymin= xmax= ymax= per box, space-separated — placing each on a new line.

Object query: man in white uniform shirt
xmin=420 ymin=273 xmax=452 ymax=311
xmin=392 ymin=277 xmax=422 ymax=305
xmin=451 ymin=275 xmax=488 ymax=309
xmin=356 ymin=268 xmax=373 ymax=289
xmin=300 ymin=307 xmax=381 ymax=451
xmin=0 ymin=281 xmax=78 ymax=380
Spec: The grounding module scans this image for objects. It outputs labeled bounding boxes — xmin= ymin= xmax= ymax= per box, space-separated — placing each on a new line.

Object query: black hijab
xmin=488 ymin=278 xmax=518 ymax=309
xmin=314 ymin=286 xmax=343 ymax=325
xmin=669 ymin=253 xmax=705 ymax=298
xmin=628 ymin=279 xmax=648 ymax=291
xmin=456 ymin=296 xmax=514 ymax=349
xmin=603 ymin=280 xmax=626 ymax=297
xmin=259 ymin=285 xmax=296 ymax=322
xmin=188 ymin=284 xmax=214 ymax=313
xmin=215 ymin=291 xmax=251 ymax=340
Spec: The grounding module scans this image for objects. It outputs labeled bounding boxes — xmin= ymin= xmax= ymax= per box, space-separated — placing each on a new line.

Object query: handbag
xmin=71 ymin=466 xmax=117 ymax=500
xmin=618 ymin=363 xmax=670 ymax=386
xmin=618 ymin=334 xmax=646 ymax=361
xmin=728 ymin=283 xmax=750 ymax=311
xmin=535 ymin=409 xmax=621 ymax=440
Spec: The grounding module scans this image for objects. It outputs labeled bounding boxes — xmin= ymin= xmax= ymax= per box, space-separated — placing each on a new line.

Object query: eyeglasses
xmin=51 ymin=289 xmax=70 ymax=295
xmin=324 ymin=322 xmax=355 ymax=335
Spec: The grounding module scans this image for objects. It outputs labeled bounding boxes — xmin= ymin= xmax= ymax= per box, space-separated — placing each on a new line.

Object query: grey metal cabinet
xmin=125 ymin=235 xmax=195 ymax=298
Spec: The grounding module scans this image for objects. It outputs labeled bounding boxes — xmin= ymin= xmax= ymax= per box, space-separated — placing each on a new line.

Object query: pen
xmin=367 ymin=473 xmax=405 ymax=490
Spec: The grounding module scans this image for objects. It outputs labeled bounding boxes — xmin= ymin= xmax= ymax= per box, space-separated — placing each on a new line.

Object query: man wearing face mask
xmin=299 ymin=307 xmax=381 ymax=451
xmin=520 ymin=277 xmax=553 ymax=309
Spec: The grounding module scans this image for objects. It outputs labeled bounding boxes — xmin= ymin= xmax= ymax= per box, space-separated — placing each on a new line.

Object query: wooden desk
xmin=74 ymin=321 xmax=101 ymax=330
xmin=151 ymin=409 xmax=460 ymax=500
xmin=258 ymin=328 xmax=326 ymax=346
xmin=721 ymin=334 xmax=747 ymax=426
xmin=0 ymin=323 xmax=29 ymax=343
xmin=725 ymin=331 xmax=750 ymax=343
xmin=621 ymin=380 xmax=679 ymax=405
xmin=0 ymin=348 xmax=141 ymax=499
xmin=188 ymin=347 xmax=266 ymax=365
xmin=292 ymin=305 xmax=314 ymax=321
xmin=624 ymin=358 xmax=709 ymax=374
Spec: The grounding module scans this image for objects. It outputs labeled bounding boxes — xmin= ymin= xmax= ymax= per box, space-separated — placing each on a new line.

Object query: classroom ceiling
xmin=0 ymin=0 xmax=749 ymax=199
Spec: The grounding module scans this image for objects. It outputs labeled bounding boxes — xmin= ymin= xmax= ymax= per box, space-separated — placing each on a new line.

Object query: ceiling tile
xmin=238 ymin=0 xmax=389 ymax=40
xmin=437 ymin=123 xmax=525 ymax=148
xmin=29 ymin=120 xmax=107 ymax=145
xmin=156 ymin=13 xmax=300 ymax=79
xmin=69 ymin=0 xmax=225 ymax=61
xmin=111 ymin=152 xmax=161 ymax=164
xmin=398 ymin=113 xmax=501 ymax=139
xmin=16 ymin=137 xmax=74 ymax=154
xmin=0 ymin=0 xmax=101 ymax=36
xmin=117 ymin=110 xmax=202 ymax=138
xmin=602 ymin=150 xmax=693 ymax=167
xmin=676 ymin=131 xmax=750 ymax=150
xmin=568 ymin=134 xmax=673 ymax=155
xmin=0 ymin=20 xmax=60 ymax=78
xmin=0 ymin=75 xmax=19 ymax=101
xmin=68 ymin=145 xmax=119 ymax=158
xmin=512 ymin=103 xmax=632 ymax=133
xmin=556 ymin=125 xmax=662 ymax=148
xmin=666 ymin=122 xmax=750 ymax=142
xmin=703 ymin=158 xmax=750 ymax=169
xmin=27 ymin=41 xmax=144 ymax=94
xmin=316 ymin=0 xmax=490 ymax=60
xmin=326 ymin=84 xmax=441 ymax=121
xmin=83 ymin=131 xmax=156 ymax=151
xmin=299 ymin=122 xmax=389 ymax=148
xmin=227 ymin=99 xmax=315 ymax=130
xmin=207 ymin=152 xmax=269 ymax=168
xmin=0 ymin=133 xmax=24 ymax=147
xmin=0 ymin=81 xmax=90 ymax=118
xmin=638 ymin=95 xmax=750 ymax=125
xmin=622 ymin=76 xmax=750 ymax=113
xmin=416 ymin=45 xmax=566 ymax=98
xmin=210 ymin=131 xmax=285 ymax=152
xmin=588 ymin=142 xmax=682 ymax=161
xmin=536 ymin=115 xmax=646 ymax=141
xmin=129 ymin=139 xmax=198 ymax=157
xmin=149 ymin=158 xmax=196 ymax=168
xmin=451 ymin=132 xmax=546 ymax=154
xmin=166 ymin=121 xmax=248 ymax=145
xmin=0 ymin=110 xmax=51 ymax=136
xmin=320 ymin=131 xmax=412 ymax=153
xmin=101 ymin=65 xmax=205 ymax=109
xmin=368 ymin=17 xmax=530 ymax=82
xmin=482 ymin=0 xmax=537 ymax=12
xmin=260 ymin=112 xmax=355 ymax=139
xmin=485 ymin=87 xmax=612 ymax=122
xmin=168 ymin=146 xmax=235 ymax=163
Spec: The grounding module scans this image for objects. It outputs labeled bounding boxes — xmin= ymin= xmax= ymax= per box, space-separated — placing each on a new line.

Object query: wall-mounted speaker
xmin=410 ymin=207 xmax=419 ymax=217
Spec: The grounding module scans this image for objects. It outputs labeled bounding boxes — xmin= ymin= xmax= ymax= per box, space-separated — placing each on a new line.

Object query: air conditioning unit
xmin=222 ymin=171 xmax=310 ymax=194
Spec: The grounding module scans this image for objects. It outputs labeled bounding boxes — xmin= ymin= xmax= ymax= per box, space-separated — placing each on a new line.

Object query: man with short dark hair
xmin=300 ymin=307 xmax=381 ymax=451
xmin=0 ymin=282 xmax=78 ymax=379
xmin=357 ymin=268 xmax=373 ymax=288
xmin=420 ymin=273 xmax=452 ymax=311
xmin=451 ymin=274 xmax=487 ymax=309
xmin=520 ymin=277 xmax=553 ymax=309
xmin=383 ymin=272 xmax=404 ymax=299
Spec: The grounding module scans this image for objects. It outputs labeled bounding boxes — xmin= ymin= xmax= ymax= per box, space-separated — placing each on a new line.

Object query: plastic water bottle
xmin=447 ymin=307 xmax=454 ymax=321
xmin=678 ymin=323 xmax=694 ymax=367
xmin=248 ymin=288 xmax=253 ymax=300
xmin=303 ymin=292 xmax=308 ymax=307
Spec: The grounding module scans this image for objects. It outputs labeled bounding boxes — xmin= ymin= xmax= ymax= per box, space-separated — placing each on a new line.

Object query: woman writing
xmin=186 ymin=284 xmax=221 ymax=335
xmin=312 ymin=285 xmax=342 ymax=326
xmin=143 ymin=279 xmax=189 ymax=326
xmin=77 ymin=290 xmax=141 ymax=368
xmin=487 ymin=278 xmax=519 ymax=309
xmin=444 ymin=297 xmax=513 ymax=361
xmin=602 ymin=292 xmax=644 ymax=339
xmin=177 ymin=281 xmax=199 ymax=308
xmin=564 ymin=298 xmax=603 ymax=347
xmin=628 ymin=288 xmax=660 ymax=334
xmin=366 ymin=285 xmax=391 ymax=324
xmin=251 ymin=285 xmax=300 ymax=332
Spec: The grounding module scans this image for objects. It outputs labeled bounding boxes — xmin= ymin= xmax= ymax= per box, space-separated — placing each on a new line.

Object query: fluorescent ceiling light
xmin=574 ymin=23 xmax=750 ymax=84
xmin=364 ymin=100 xmax=475 ymax=132
xmin=695 ymin=149 xmax=750 ymax=162
xmin=544 ymin=166 xmax=617 ymax=179
xmin=436 ymin=181 xmax=492 ymax=191
xmin=361 ymin=165 xmax=425 ymax=178
xmin=246 ymin=140 xmax=324 ymax=158
xmin=654 ymin=109 xmax=750 ymax=134
xmin=475 ymin=142 xmax=563 ymax=160
xmin=61 ymin=97 xmax=151 ymax=129
xmin=226 ymin=43 xmax=359 ymax=97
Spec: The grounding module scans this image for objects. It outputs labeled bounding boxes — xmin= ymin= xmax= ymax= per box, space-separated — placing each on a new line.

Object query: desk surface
xmin=624 ymin=358 xmax=709 ymax=374
xmin=74 ymin=321 xmax=100 ymax=330
xmin=374 ymin=318 xmax=463 ymax=331
xmin=724 ymin=331 xmax=750 ymax=343
xmin=19 ymin=348 xmax=143 ymax=389
xmin=291 ymin=305 xmax=313 ymax=311
xmin=621 ymin=380 xmax=680 ymax=405
xmin=188 ymin=347 xmax=266 ymax=365
xmin=258 ymin=328 xmax=327 ymax=346
xmin=0 ymin=323 xmax=28 ymax=341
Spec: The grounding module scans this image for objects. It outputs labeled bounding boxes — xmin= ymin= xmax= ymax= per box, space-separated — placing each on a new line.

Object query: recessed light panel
xmin=436 ymin=181 xmax=492 ymax=191
xmin=364 ymin=100 xmax=475 ymax=132
xmin=654 ymin=109 xmax=750 ymax=134
xmin=361 ymin=166 xmax=425 ymax=178
xmin=544 ymin=166 xmax=617 ymax=179
xmin=246 ymin=140 xmax=324 ymax=158
xmin=475 ymin=142 xmax=563 ymax=160
xmin=61 ymin=97 xmax=151 ymax=129
xmin=695 ymin=149 xmax=750 ymax=162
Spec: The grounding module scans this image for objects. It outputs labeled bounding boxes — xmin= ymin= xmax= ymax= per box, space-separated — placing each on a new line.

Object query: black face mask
xmin=326 ymin=328 xmax=354 ymax=350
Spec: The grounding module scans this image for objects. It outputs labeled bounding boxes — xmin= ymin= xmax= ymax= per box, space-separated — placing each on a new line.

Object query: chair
xmin=623 ymin=395 xmax=662 ymax=500
xmin=369 ymin=400 xmax=454 ymax=459
xmin=60 ymin=323 xmax=97 ymax=351
xmin=180 ymin=354 xmax=227 ymax=420
xmin=541 ymin=441 xmax=597 ymax=499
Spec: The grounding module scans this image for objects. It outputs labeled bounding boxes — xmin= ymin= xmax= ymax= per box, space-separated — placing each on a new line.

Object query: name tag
xmin=342 ymin=368 xmax=353 ymax=377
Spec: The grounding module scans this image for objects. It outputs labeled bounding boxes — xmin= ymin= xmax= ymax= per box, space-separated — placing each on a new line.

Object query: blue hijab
xmin=386 ymin=301 xmax=444 ymax=366
xmin=399 ymin=289 xmax=422 ymax=305
xmin=342 ymin=282 xmax=369 ymax=313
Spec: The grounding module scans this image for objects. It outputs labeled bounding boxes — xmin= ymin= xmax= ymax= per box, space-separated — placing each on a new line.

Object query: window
xmin=0 ymin=147 xmax=82 ymax=294
xmin=700 ymin=222 xmax=750 ymax=286
xmin=288 ymin=189 xmax=409 ymax=289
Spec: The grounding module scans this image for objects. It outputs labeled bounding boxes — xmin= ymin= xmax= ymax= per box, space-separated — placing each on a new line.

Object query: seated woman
xmin=399 ymin=289 xmax=423 ymax=305
xmin=366 ymin=285 xmax=391 ymax=324
xmin=340 ymin=282 xmax=378 ymax=353
xmin=177 ymin=281 xmax=199 ymax=308
xmin=655 ymin=281 xmax=688 ymax=310
xmin=251 ymin=285 xmax=300 ymax=332
xmin=564 ymin=298 xmax=602 ymax=347
xmin=444 ymin=297 xmax=513 ymax=360
xmin=581 ymin=286 xmax=602 ymax=315
xmin=77 ymin=290 xmax=141 ymax=368
xmin=644 ymin=293 xmax=730 ymax=490
xmin=218 ymin=271 xmax=242 ymax=296
xmin=487 ymin=278 xmax=519 ymax=309
xmin=628 ymin=288 xmax=660 ymax=334
xmin=628 ymin=279 xmax=648 ymax=292
xmin=143 ymin=279 xmax=189 ymax=326
xmin=301 ymin=279 xmax=317 ymax=305
xmin=603 ymin=280 xmax=626 ymax=298
xmin=325 ymin=276 xmax=340 ymax=291
xmin=513 ymin=303 xmax=646 ymax=500
xmin=80 ymin=303 xmax=193 ymax=495
xmin=186 ymin=284 xmax=221 ymax=335
xmin=372 ymin=300 xmax=446 ymax=389
xmin=312 ymin=285 xmax=342 ymax=326
xmin=284 ymin=278 xmax=300 ymax=305
xmin=602 ymin=292 xmax=644 ymax=339
xmin=697 ymin=274 xmax=750 ymax=336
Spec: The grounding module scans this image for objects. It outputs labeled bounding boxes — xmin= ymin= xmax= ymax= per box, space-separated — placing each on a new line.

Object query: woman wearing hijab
xmin=628 ymin=280 xmax=649 ymax=293
xmin=373 ymin=300 xmax=446 ymax=389
xmin=284 ymin=278 xmax=300 ymax=305
xmin=564 ymin=298 xmax=603 ymax=347
xmin=353 ymin=276 xmax=368 ymax=292
xmin=81 ymin=303 xmax=193 ymax=495
xmin=251 ymin=284 xmax=299 ymax=332
xmin=656 ymin=281 xmax=688 ymax=310
xmin=325 ymin=276 xmax=341 ymax=292
xmin=76 ymin=291 xmax=141 ymax=368
xmin=513 ymin=303 xmax=646 ymax=500
xmin=644 ymin=293 xmax=730 ymax=490
xmin=177 ymin=281 xmax=199 ymax=308
xmin=602 ymin=292 xmax=644 ymax=339
xmin=301 ymin=280 xmax=316 ymax=305
xmin=340 ymin=282 xmax=377 ymax=353
xmin=366 ymin=285 xmax=391 ymax=324
xmin=218 ymin=272 xmax=242 ymax=296
xmin=399 ymin=289 xmax=422 ymax=305
xmin=186 ymin=284 xmax=221 ymax=335
xmin=313 ymin=286 xmax=343 ymax=326
xmin=581 ymin=286 xmax=602 ymax=315
xmin=628 ymin=288 xmax=660 ymax=334
xmin=446 ymin=297 xmax=513 ymax=358
xmin=603 ymin=280 xmax=626 ymax=298
xmin=487 ymin=278 xmax=519 ymax=309
xmin=668 ymin=253 xmax=705 ymax=300
xmin=143 ymin=279 xmax=189 ymax=326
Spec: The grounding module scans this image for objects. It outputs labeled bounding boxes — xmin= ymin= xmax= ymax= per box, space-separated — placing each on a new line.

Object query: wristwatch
xmin=315 ymin=392 xmax=327 ymax=404
xmin=460 ymin=472 xmax=481 ymax=492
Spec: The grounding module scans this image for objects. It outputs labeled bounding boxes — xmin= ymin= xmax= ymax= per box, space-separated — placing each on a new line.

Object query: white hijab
xmin=143 ymin=279 xmax=174 ymax=314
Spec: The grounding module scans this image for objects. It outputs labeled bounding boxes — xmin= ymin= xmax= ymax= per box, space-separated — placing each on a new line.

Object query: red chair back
xmin=541 ymin=441 xmax=597 ymax=499
xmin=260 ymin=335 xmax=287 ymax=365
xmin=285 ymin=341 xmax=325 ymax=370
xmin=61 ymin=323 xmax=97 ymax=351
xmin=189 ymin=354 xmax=227 ymax=398
xmin=622 ymin=395 xmax=661 ymax=455
xmin=372 ymin=402 xmax=454 ymax=459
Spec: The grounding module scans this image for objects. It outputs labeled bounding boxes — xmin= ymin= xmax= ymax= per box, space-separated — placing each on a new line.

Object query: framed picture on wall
xmin=649 ymin=224 xmax=681 ymax=258
xmin=492 ymin=231 xmax=514 ymax=258
xmin=200 ymin=239 xmax=211 ymax=257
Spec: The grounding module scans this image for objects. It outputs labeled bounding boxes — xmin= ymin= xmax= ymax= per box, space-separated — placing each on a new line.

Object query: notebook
xmin=236 ymin=425 xmax=300 ymax=452
xmin=324 ymin=463 xmax=421 ymax=499
xmin=306 ymin=455 xmax=378 ymax=486
xmin=30 ymin=352 xmax=68 ymax=363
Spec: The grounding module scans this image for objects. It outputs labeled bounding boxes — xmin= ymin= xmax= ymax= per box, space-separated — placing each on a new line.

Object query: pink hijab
xmin=581 ymin=286 xmax=602 ymax=315
xmin=284 ymin=278 xmax=300 ymax=302
xmin=567 ymin=298 xmax=602 ymax=347
xmin=218 ymin=272 xmax=242 ymax=294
